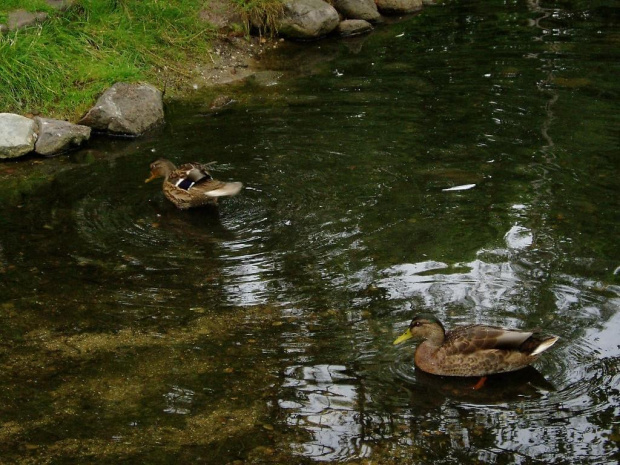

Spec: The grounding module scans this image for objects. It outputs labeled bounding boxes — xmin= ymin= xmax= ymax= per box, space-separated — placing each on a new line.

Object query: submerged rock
xmin=338 ymin=19 xmax=373 ymax=37
xmin=333 ymin=0 xmax=381 ymax=22
xmin=277 ymin=0 xmax=340 ymax=40
xmin=210 ymin=95 xmax=235 ymax=110
xmin=375 ymin=0 xmax=423 ymax=14
xmin=79 ymin=82 xmax=164 ymax=136
xmin=338 ymin=19 xmax=374 ymax=37
xmin=0 ymin=113 xmax=37 ymax=159
xmin=34 ymin=117 xmax=91 ymax=156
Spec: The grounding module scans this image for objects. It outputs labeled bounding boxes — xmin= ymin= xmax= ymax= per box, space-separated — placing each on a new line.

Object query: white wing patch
xmin=495 ymin=330 xmax=532 ymax=346
xmin=204 ymin=182 xmax=243 ymax=198
xmin=531 ymin=336 xmax=559 ymax=356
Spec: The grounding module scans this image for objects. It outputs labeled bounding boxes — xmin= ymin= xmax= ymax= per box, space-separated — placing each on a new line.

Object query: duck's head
xmin=145 ymin=159 xmax=176 ymax=183
xmin=393 ymin=314 xmax=445 ymax=345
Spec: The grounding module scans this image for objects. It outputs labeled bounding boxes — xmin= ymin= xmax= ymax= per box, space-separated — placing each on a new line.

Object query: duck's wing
xmin=176 ymin=163 xmax=213 ymax=180
xmin=167 ymin=163 xmax=212 ymax=190
xmin=443 ymin=325 xmax=533 ymax=355
xmin=201 ymin=180 xmax=243 ymax=197
xmin=170 ymin=163 xmax=242 ymax=197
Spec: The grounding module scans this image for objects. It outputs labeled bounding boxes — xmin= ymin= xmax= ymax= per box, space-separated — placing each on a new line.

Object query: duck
xmin=393 ymin=314 xmax=558 ymax=384
xmin=145 ymin=159 xmax=242 ymax=209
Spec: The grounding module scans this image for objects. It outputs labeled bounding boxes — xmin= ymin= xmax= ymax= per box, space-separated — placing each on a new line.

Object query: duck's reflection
xmin=397 ymin=366 xmax=556 ymax=407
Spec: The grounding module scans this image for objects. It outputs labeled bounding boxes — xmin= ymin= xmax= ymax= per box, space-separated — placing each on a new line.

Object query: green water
xmin=1 ymin=0 xmax=619 ymax=463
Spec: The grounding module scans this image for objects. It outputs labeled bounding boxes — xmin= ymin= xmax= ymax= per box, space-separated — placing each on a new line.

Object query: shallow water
xmin=1 ymin=0 xmax=619 ymax=463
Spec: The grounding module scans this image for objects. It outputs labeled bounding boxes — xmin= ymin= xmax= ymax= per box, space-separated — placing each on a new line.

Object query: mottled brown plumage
xmin=145 ymin=159 xmax=242 ymax=209
xmin=393 ymin=314 xmax=559 ymax=377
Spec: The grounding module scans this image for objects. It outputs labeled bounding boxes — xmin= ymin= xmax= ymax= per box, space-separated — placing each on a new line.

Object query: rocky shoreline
xmin=1 ymin=0 xmax=434 ymax=159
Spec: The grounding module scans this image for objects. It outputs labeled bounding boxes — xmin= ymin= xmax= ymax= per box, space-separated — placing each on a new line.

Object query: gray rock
xmin=0 ymin=24 xmax=8 ymax=35
xmin=277 ymin=0 xmax=340 ymax=40
xmin=375 ymin=0 xmax=423 ymax=14
xmin=78 ymin=82 xmax=164 ymax=136
xmin=8 ymin=10 xmax=49 ymax=31
xmin=0 ymin=113 xmax=37 ymax=159
xmin=46 ymin=0 xmax=75 ymax=10
xmin=34 ymin=117 xmax=91 ymax=156
xmin=337 ymin=19 xmax=374 ymax=37
xmin=333 ymin=0 xmax=381 ymax=22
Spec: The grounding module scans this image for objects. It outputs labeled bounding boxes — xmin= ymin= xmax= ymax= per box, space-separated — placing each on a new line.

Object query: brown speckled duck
xmin=145 ymin=159 xmax=242 ymax=209
xmin=394 ymin=314 xmax=558 ymax=381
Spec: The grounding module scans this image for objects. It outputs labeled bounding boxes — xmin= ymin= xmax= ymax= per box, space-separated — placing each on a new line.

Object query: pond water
xmin=1 ymin=0 xmax=619 ymax=463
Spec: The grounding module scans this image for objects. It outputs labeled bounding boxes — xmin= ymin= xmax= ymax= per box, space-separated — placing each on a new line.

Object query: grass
xmin=0 ymin=0 xmax=282 ymax=120
xmin=232 ymin=0 xmax=284 ymax=37
xmin=0 ymin=0 xmax=54 ymax=23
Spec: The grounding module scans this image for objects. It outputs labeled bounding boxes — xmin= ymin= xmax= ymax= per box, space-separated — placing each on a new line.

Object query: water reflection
xmin=280 ymin=362 xmax=562 ymax=461
xmin=163 ymin=385 xmax=195 ymax=415
xmin=281 ymin=364 xmax=370 ymax=462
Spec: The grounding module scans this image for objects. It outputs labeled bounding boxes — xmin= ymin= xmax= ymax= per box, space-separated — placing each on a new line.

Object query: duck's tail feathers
xmin=205 ymin=182 xmax=243 ymax=198
xmin=531 ymin=336 xmax=559 ymax=356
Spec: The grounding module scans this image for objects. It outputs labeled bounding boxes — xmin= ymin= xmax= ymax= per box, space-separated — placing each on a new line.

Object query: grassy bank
xmin=0 ymin=0 xmax=280 ymax=121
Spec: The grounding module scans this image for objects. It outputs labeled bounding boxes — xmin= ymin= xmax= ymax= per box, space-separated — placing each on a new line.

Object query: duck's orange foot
xmin=472 ymin=376 xmax=488 ymax=390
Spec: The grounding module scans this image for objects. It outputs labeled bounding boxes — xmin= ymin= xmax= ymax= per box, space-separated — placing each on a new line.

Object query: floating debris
xmin=442 ymin=184 xmax=476 ymax=192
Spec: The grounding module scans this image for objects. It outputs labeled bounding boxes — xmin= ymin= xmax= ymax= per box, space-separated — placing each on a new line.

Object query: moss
xmin=0 ymin=303 xmax=289 ymax=463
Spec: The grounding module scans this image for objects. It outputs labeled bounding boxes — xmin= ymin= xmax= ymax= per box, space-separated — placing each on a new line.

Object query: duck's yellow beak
xmin=393 ymin=328 xmax=413 ymax=345
xmin=145 ymin=173 xmax=157 ymax=183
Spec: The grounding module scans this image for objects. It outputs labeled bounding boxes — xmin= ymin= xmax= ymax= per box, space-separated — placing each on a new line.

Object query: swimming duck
xmin=145 ymin=159 xmax=242 ymax=209
xmin=393 ymin=314 xmax=558 ymax=380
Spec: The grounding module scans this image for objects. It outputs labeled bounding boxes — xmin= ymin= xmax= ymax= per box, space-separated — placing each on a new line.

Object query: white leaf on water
xmin=504 ymin=225 xmax=533 ymax=249
xmin=441 ymin=184 xmax=476 ymax=192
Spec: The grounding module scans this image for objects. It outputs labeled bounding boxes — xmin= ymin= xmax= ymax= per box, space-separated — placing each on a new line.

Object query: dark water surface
xmin=1 ymin=0 xmax=619 ymax=463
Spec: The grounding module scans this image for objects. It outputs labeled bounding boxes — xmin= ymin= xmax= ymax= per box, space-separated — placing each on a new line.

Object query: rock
xmin=199 ymin=0 xmax=243 ymax=31
xmin=333 ymin=0 xmax=381 ymax=22
xmin=0 ymin=24 xmax=8 ymax=35
xmin=0 ymin=113 xmax=37 ymax=159
xmin=45 ymin=0 xmax=75 ymax=10
xmin=78 ymin=82 xmax=164 ymax=136
xmin=34 ymin=117 xmax=91 ymax=156
xmin=249 ymin=71 xmax=284 ymax=87
xmin=277 ymin=0 xmax=340 ymax=40
xmin=8 ymin=10 xmax=49 ymax=31
xmin=375 ymin=0 xmax=423 ymax=14
xmin=337 ymin=19 xmax=374 ymax=37
xmin=210 ymin=95 xmax=235 ymax=110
